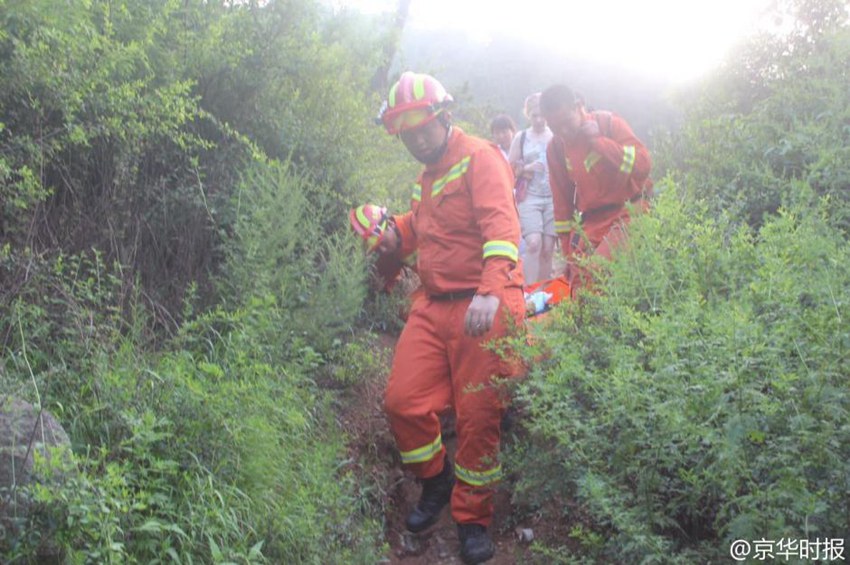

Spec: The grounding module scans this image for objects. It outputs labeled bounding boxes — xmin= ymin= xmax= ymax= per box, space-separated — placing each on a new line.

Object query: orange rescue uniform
xmin=385 ymin=127 xmax=525 ymax=526
xmin=547 ymin=110 xmax=652 ymax=291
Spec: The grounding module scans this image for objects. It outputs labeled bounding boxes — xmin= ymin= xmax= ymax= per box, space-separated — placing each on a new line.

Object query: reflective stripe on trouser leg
xmin=447 ymin=287 xmax=526 ymax=526
xmin=384 ymin=300 xmax=453 ymax=479
xmin=455 ymin=463 xmax=503 ymax=485
xmin=399 ymin=434 xmax=443 ymax=465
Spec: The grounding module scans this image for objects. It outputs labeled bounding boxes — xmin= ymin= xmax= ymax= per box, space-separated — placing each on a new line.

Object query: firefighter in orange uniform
xmin=377 ymin=71 xmax=525 ymax=564
xmin=540 ymin=84 xmax=652 ymax=292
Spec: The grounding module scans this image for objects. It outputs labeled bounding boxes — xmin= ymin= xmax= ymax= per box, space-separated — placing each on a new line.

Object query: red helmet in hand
xmin=349 ymin=203 xmax=388 ymax=252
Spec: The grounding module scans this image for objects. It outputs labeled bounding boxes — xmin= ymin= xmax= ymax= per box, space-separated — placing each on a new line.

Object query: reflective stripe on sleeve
xmin=554 ymin=220 xmax=571 ymax=234
xmin=584 ymin=151 xmax=602 ymax=172
xmin=412 ymin=183 xmax=422 ymax=202
xmin=455 ymin=463 xmax=503 ymax=486
xmin=399 ymin=435 xmax=442 ymax=465
xmin=482 ymin=240 xmax=518 ymax=261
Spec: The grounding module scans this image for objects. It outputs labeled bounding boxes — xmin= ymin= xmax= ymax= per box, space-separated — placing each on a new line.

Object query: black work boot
xmin=457 ymin=523 xmax=495 ymax=564
xmin=405 ymin=460 xmax=454 ymax=533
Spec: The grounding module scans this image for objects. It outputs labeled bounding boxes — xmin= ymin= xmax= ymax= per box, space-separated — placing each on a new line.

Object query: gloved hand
xmin=465 ymin=294 xmax=501 ymax=336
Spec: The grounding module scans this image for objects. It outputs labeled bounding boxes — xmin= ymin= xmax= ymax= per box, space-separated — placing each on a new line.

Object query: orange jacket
xmin=393 ymin=127 xmax=523 ymax=296
xmin=547 ymin=110 xmax=652 ymax=252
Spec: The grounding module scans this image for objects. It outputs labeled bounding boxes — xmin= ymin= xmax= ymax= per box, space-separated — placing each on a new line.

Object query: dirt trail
xmin=384 ymin=471 xmax=536 ymax=563
xmin=338 ymin=334 xmax=539 ymax=564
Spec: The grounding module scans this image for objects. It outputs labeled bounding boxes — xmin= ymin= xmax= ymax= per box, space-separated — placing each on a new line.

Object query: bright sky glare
xmin=332 ymin=0 xmax=775 ymax=83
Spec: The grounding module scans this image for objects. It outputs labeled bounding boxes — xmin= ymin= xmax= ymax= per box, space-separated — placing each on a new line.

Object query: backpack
xmin=514 ymin=129 xmax=529 ymax=202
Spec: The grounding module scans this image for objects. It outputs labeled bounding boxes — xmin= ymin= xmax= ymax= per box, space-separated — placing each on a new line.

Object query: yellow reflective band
xmin=403 ymin=251 xmax=417 ymax=266
xmin=554 ymin=220 xmax=571 ymax=234
xmin=399 ymin=435 xmax=442 ymax=465
xmin=584 ymin=151 xmax=602 ymax=172
xmin=388 ymin=83 xmax=398 ymax=108
xmin=412 ymin=183 xmax=422 ymax=202
xmin=483 ymin=240 xmax=518 ymax=262
xmin=432 ymin=156 xmax=471 ymax=198
xmin=455 ymin=463 xmax=502 ymax=486
xmin=565 ymin=157 xmax=573 ymax=172
xmin=355 ymin=207 xmax=371 ymax=230
xmin=413 ymin=75 xmax=426 ymax=100
xmin=620 ymin=145 xmax=636 ymax=174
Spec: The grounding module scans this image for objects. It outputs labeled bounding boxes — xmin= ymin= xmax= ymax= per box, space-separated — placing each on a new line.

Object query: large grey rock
xmin=0 ymin=396 xmax=73 ymax=561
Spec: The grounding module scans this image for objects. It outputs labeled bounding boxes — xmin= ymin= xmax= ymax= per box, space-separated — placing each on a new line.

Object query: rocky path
xmin=383 ymin=461 xmax=532 ymax=565
xmin=337 ymin=334 xmax=540 ymax=565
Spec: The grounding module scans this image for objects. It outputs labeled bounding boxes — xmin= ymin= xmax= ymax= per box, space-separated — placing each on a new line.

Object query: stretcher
xmin=524 ymin=276 xmax=571 ymax=318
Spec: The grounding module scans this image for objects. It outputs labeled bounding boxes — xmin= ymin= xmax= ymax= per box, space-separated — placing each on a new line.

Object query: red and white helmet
xmin=349 ymin=203 xmax=388 ymax=251
xmin=379 ymin=71 xmax=453 ymax=135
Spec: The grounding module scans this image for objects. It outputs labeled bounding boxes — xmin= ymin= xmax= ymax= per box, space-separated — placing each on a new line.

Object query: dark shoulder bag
xmin=514 ymin=129 xmax=529 ymax=203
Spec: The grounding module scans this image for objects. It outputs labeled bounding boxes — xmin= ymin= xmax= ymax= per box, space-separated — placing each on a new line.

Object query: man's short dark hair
xmin=489 ymin=114 xmax=516 ymax=133
xmin=540 ymin=84 xmax=577 ymax=115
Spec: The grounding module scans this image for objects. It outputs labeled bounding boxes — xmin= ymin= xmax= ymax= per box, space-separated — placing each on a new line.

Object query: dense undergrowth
xmin=1 ymin=1 xmax=402 ymax=562
xmin=511 ymin=186 xmax=850 ymax=563
xmin=1 ymin=160 xmax=387 ymax=562
xmin=508 ymin=3 xmax=850 ymax=561
xmin=2 ymin=0 xmax=849 ymax=563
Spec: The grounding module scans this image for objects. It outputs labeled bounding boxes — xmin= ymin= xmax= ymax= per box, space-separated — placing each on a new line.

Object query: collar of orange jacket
xmin=423 ymin=126 xmax=465 ymax=173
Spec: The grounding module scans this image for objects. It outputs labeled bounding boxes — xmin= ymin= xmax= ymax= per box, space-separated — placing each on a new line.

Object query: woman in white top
xmin=508 ymin=92 xmax=555 ymax=284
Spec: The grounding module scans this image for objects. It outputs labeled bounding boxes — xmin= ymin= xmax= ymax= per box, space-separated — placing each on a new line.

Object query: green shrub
xmin=660 ymin=26 xmax=850 ymax=232
xmin=4 ymin=295 xmax=384 ymax=563
xmin=323 ymin=333 xmax=393 ymax=386
xmin=2 ymin=239 xmax=383 ymax=563
xmin=219 ymin=159 xmax=369 ymax=355
xmin=515 ymin=185 xmax=850 ymax=563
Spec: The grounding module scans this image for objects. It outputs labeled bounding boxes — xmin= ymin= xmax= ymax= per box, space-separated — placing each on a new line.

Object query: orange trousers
xmin=565 ymin=216 xmax=630 ymax=292
xmin=384 ymin=288 xmax=525 ymax=526
xmin=565 ymin=201 xmax=649 ymax=292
